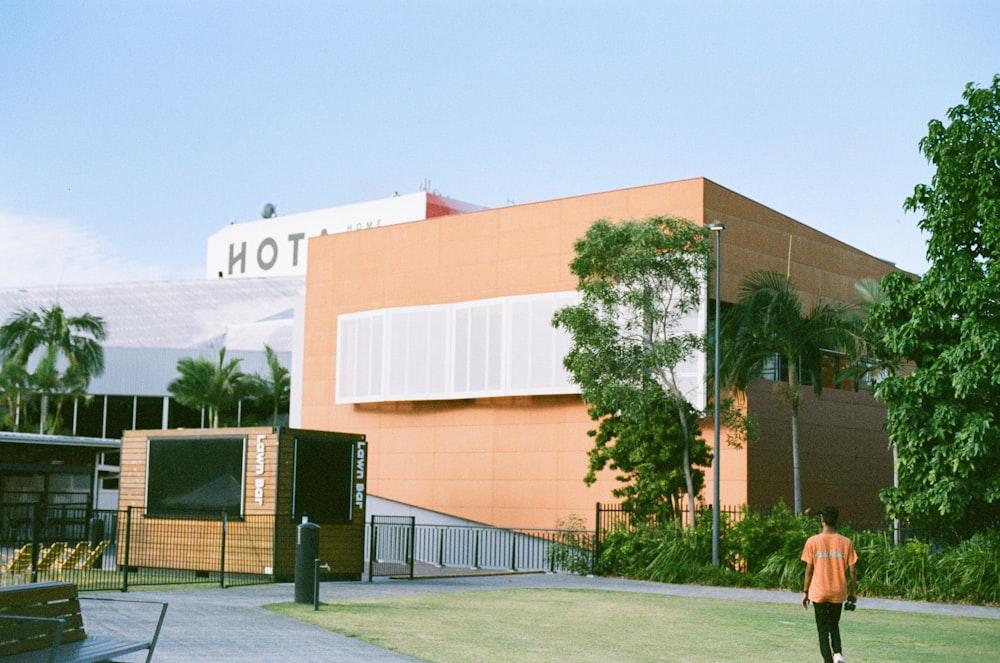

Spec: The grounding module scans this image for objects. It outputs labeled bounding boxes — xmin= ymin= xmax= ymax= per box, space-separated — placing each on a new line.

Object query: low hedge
xmin=594 ymin=503 xmax=1000 ymax=605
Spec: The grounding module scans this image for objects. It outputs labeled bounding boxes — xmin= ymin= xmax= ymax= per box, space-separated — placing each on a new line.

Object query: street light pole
xmin=707 ymin=222 xmax=726 ymax=566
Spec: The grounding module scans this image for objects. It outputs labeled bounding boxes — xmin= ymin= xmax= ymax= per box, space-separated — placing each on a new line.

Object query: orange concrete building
xmin=299 ymin=178 xmax=900 ymax=529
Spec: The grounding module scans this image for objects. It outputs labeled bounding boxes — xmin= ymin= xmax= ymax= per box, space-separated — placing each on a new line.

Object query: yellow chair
xmin=57 ymin=541 xmax=89 ymax=578
xmin=34 ymin=542 xmax=66 ymax=576
xmin=2 ymin=544 xmax=34 ymax=585
xmin=77 ymin=540 xmax=108 ymax=570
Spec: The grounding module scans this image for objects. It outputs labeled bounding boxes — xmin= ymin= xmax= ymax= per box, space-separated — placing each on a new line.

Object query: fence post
xmin=594 ymin=502 xmax=602 ymax=569
xmin=219 ymin=511 xmax=227 ymax=588
xmin=30 ymin=502 xmax=43 ymax=583
xmin=437 ymin=528 xmax=445 ymax=567
xmin=407 ymin=517 xmax=415 ymax=579
xmin=368 ymin=517 xmax=377 ymax=582
xmin=510 ymin=532 xmax=517 ymax=572
xmin=473 ymin=530 xmax=480 ymax=569
xmin=122 ymin=506 xmax=133 ymax=592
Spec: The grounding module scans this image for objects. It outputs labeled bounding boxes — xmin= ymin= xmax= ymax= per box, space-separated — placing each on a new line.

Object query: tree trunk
xmin=788 ymin=363 xmax=803 ymax=515
xmin=47 ymin=398 xmax=66 ymax=435
xmin=676 ymin=400 xmax=697 ymax=530
xmin=791 ymin=400 xmax=802 ymax=515
xmin=38 ymin=394 xmax=48 ymax=435
xmin=683 ymin=442 xmax=696 ymax=530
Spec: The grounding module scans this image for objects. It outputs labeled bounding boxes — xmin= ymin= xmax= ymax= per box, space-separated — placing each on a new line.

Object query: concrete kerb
xmin=79 ymin=574 xmax=1000 ymax=662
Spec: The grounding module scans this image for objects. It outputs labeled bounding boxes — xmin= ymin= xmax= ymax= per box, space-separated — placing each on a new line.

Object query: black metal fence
xmin=594 ymin=502 xmax=748 ymax=552
xmin=593 ymin=502 xmax=937 ymax=546
xmin=595 ymin=502 xmax=752 ymax=533
xmin=366 ymin=505 xmax=772 ymax=580
xmin=7 ymin=500 xmax=927 ymax=591
xmin=367 ymin=515 xmax=415 ymax=579
xmin=1 ymin=503 xmax=274 ymax=591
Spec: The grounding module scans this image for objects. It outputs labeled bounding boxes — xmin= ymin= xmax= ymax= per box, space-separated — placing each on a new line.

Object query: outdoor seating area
xmin=0 ymin=581 xmax=167 ymax=663
xmin=1 ymin=542 xmax=108 ymax=586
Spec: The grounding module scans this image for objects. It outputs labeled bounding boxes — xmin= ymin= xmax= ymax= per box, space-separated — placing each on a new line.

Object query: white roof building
xmin=206 ymin=191 xmax=484 ymax=280
xmin=0 ymin=191 xmax=484 ymax=436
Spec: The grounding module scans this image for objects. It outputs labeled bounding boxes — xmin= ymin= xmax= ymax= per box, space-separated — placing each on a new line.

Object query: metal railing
xmin=367 ymin=515 xmax=414 ymax=579
xmin=367 ymin=518 xmax=597 ymax=579
xmin=595 ymin=502 xmax=751 ymax=535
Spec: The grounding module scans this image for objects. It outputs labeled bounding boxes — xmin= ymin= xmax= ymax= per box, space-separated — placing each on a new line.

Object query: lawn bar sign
xmin=354 ymin=440 xmax=367 ymax=510
xmin=254 ymin=434 xmax=266 ymax=505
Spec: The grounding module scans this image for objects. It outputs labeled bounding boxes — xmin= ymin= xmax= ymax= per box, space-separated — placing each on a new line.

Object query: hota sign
xmin=205 ymin=192 xmax=484 ymax=279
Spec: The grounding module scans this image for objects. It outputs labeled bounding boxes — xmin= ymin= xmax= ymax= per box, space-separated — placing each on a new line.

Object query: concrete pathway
xmin=80 ymin=573 xmax=1000 ymax=662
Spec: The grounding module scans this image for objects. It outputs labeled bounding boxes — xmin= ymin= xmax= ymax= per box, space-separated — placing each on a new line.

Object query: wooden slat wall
xmin=117 ymin=428 xmax=278 ymax=574
xmin=117 ymin=428 xmax=366 ymax=579
xmin=272 ymin=430 xmax=366 ymax=580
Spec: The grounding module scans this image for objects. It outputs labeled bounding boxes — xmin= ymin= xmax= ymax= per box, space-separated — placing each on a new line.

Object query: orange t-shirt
xmin=801 ymin=531 xmax=858 ymax=603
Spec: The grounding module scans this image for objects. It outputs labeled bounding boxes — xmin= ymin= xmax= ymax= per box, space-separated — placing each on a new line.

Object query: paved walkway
xmin=81 ymin=573 xmax=1000 ymax=662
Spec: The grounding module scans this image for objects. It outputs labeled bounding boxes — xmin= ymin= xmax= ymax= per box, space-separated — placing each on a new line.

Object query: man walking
xmin=801 ymin=506 xmax=858 ymax=663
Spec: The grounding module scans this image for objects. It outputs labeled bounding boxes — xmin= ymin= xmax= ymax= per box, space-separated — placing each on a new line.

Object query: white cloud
xmin=0 ymin=211 xmax=173 ymax=288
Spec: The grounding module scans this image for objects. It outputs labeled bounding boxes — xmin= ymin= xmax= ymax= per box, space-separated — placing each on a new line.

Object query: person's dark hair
xmin=820 ymin=506 xmax=840 ymax=527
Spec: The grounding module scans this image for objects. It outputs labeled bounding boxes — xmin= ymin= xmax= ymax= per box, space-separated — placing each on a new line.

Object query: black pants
xmin=812 ymin=601 xmax=843 ymax=662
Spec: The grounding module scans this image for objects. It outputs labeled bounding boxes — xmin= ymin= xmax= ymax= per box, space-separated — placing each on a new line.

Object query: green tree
xmin=168 ymin=347 xmax=247 ymax=428
xmin=837 ymin=277 xmax=905 ymax=389
xmin=553 ymin=216 xmax=713 ymax=527
xmin=242 ymin=344 xmax=291 ymax=426
xmin=0 ymin=358 xmax=31 ymax=431
xmin=0 ymin=304 xmax=107 ymax=434
xmin=869 ymin=75 xmax=1000 ymax=537
xmin=720 ymin=270 xmax=856 ymax=515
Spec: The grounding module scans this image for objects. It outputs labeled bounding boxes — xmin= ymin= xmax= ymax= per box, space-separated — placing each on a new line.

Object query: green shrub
xmin=937 ymin=531 xmax=1000 ymax=604
xmin=754 ymin=550 xmax=808 ymax=590
xmin=596 ymin=524 xmax=658 ymax=577
xmin=545 ymin=513 xmax=595 ymax=575
xmin=853 ymin=529 xmax=898 ymax=597
xmin=724 ymin=502 xmax=812 ymax=575
xmin=856 ymin=529 xmax=1000 ymax=604
xmin=594 ymin=506 xmax=999 ymax=606
xmin=643 ymin=525 xmax=710 ymax=583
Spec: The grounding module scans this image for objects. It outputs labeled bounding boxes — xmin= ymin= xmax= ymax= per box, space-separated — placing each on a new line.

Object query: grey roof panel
xmin=0 ymin=277 xmax=303 ymax=351
xmin=0 ymin=277 xmax=302 ymax=397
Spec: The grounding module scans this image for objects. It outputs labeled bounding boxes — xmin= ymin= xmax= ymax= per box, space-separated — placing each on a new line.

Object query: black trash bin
xmin=87 ymin=516 xmax=105 ymax=569
xmin=88 ymin=516 xmax=105 ymax=546
xmin=294 ymin=520 xmax=320 ymax=604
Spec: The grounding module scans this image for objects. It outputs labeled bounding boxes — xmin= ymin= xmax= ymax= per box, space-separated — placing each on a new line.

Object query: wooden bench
xmin=0 ymin=582 xmax=167 ymax=663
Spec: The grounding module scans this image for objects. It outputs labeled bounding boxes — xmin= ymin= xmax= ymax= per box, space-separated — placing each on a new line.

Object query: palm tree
xmin=168 ymin=348 xmax=246 ymax=428
xmin=0 ymin=358 xmax=31 ymax=431
xmin=846 ymin=277 xmax=905 ymax=384
xmin=243 ymin=345 xmax=290 ymax=426
xmin=0 ymin=304 xmax=107 ymax=434
xmin=719 ymin=270 xmax=857 ymax=514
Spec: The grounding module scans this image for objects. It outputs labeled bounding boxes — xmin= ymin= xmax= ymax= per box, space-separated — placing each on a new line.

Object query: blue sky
xmin=2 ymin=1 xmax=997 ymax=287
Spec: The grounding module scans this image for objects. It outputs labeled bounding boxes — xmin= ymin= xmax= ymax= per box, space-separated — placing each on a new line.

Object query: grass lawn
xmin=265 ymin=588 xmax=1000 ymax=662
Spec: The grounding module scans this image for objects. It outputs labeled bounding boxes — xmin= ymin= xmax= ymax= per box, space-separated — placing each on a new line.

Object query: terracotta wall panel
xmin=434 ymin=478 xmax=495 ymax=507
xmin=493 ymin=478 xmax=557 ymax=509
xmin=301 ymin=178 xmax=899 ymax=529
xmin=435 ymin=454 xmax=495 ymax=482
xmin=745 ymin=381 xmax=891 ymax=521
xmin=494 ymin=423 xmax=561 ymax=453
xmin=434 ymin=427 xmax=495 ymax=454
xmin=495 ymin=451 xmax=559 ymax=481
xmin=378 ymin=450 xmax=435 ymax=481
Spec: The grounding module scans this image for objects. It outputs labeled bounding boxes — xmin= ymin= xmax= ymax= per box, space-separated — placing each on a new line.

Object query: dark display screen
xmin=146 ymin=436 xmax=246 ymax=518
xmin=291 ymin=435 xmax=354 ymax=524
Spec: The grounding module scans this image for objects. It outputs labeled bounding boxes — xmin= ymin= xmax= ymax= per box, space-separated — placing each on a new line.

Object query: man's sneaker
xmin=833 ymin=654 xmax=845 ymax=663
